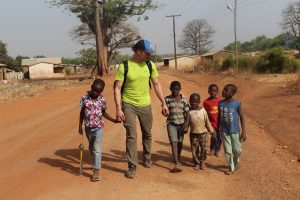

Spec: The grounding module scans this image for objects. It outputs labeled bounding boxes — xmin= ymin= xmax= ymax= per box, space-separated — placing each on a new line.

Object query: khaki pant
xmin=123 ymin=102 xmax=153 ymax=166
xmin=190 ymin=133 xmax=208 ymax=165
xmin=222 ymin=132 xmax=241 ymax=172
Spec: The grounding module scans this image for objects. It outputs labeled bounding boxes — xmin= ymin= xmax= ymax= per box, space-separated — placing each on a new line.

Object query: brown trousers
xmin=123 ymin=102 xmax=153 ymax=166
xmin=190 ymin=133 xmax=208 ymax=164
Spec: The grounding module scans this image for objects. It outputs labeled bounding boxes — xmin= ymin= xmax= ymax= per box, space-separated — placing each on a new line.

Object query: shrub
xmin=238 ymin=56 xmax=258 ymax=72
xmin=282 ymin=56 xmax=300 ymax=73
xmin=255 ymin=47 xmax=300 ymax=73
xmin=222 ymin=55 xmax=257 ymax=72
xmin=255 ymin=47 xmax=285 ymax=73
xmin=222 ymin=56 xmax=234 ymax=70
xmin=200 ymin=59 xmax=216 ymax=71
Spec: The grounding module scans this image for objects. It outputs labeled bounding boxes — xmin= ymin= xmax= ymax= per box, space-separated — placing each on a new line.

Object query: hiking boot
xmin=91 ymin=169 xmax=101 ymax=182
xmin=194 ymin=164 xmax=200 ymax=170
xmin=143 ymin=159 xmax=152 ymax=168
xmin=200 ymin=162 xmax=206 ymax=170
xmin=125 ymin=164 xmax=136 ymax=179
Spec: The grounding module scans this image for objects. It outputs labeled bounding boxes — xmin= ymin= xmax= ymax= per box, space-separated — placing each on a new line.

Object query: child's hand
xmin=240 ymin=133 xmax=247 ymax=142
xmin=113 ymin=119 xmax=122 ymax=123
xmin=78 ymin=126 xmax=83 ymax=135
xmin=184 ymin=127 xmax=189 ymax=134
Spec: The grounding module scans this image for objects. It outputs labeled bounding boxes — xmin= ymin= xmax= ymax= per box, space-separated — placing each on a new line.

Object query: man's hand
xmin=116 ymin=109 xmax=125 ymax=122
xmin=161 ymin=104 xmax=169 ymax=116
xmin=78 ymin=126 xmax=83 ymax=135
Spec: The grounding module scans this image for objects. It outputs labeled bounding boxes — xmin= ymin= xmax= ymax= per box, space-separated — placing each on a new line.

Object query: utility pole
xmin=166 ymin=14 xmax=181 ymax=70
xmin=234 ymin=0 xmax=238 ymax=72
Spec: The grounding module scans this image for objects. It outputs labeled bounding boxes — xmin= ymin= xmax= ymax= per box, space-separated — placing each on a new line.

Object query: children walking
xmin=79 ymin=79 xmax=120 ymax=182
xmin=165 ymin=81 xmax=189 ymax=172
xmin=217 ymin=84 xmax=246 ymax=175
xmin=185 ymin=93 xmax=214 ymax=170
xmin=203 ymin=84 xmax=223 ymax=156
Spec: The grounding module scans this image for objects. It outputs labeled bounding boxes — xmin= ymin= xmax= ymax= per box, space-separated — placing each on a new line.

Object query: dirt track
xmin=0 ymin=71 xmax=299 ymax=200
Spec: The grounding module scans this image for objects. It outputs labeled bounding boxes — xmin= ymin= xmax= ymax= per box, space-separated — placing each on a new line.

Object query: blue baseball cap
xmin=133 ymin=39 xmax=155 ymax=54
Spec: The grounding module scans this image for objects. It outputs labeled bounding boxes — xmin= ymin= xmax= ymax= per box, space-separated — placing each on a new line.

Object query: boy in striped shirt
xmin=165 ymin=81 xmax=189 ymax=172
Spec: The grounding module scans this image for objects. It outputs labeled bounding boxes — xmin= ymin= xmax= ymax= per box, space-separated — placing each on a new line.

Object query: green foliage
xmin=34 ymin=55 xmax=46 ymax=58
xmin=223 ymin=47 xmax=300 ymax=73
xmin=222 ymin=56 xmax=234 ymax=70
xmin=111 ymin=54 xmax=130 ymax=64
xmin=0 ymin=41 xmax=21 ymax=71
xmin=48 ymin=0 xmax=159 ymax=62
xmin=222 ymin=55 xmax=259 ymax=72
xmin=238 ymin=56 xmax=258 ymax=72
xmin=14 ymin=55 xmax=29 ymax=72
xmin=283 ymin=56 xmax=300 ymax=73
xmin=78 ymin=48 xmax=97 ymax=67
xmin=0 ymin=40 xmax=8 ymax=64
xmin=224 ymin=34 xmax=287 ymax=52
xmin=256 ymin=47 xmax=285 ymax=73
xmin=62 ymin=57 xmax=81 ymax=65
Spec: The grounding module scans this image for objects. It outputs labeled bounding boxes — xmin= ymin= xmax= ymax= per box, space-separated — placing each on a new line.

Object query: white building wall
xmin=168 ymin=57 xmax=200 ymax=70
xmin=29 ymin=63 xmax=64 ymax=79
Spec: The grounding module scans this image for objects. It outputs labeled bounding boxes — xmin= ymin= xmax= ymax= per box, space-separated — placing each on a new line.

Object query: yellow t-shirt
xmin=115 ymin=59 xmax=159 ymax=106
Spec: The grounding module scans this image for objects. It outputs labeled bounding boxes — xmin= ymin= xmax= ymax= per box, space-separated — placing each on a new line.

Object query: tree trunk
xmin=94 ymin=0 xmax=103 ymax=77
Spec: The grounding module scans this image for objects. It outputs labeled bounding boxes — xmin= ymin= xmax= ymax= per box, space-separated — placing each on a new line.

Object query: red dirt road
xmin=0 ymin=71 xmax=299 ymax=200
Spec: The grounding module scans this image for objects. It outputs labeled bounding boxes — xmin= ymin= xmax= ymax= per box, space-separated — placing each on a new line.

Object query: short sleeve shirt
xmin=165 ymin=94 xmax=189 ymax=124
xmin=80 ymin=93 xmax=107 ymax=128
xmin=203 ymin=97 xmax=222 ymax=129
xmin=115 ymin=59 xmax=159 ymax=106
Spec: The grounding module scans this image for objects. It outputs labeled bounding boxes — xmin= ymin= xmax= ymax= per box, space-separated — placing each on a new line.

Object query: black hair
xmin=208 ymin=84 xmax=218 ymax=91
xmin=170 ymin=81 xmax=181 ymax=89
xmin=92 ymin=78 xmax=105 ymax=89
xmin=224 ymin=84 xmax=237 ymax=95
xmin=189 ymin=93 xmax=200 ymax=101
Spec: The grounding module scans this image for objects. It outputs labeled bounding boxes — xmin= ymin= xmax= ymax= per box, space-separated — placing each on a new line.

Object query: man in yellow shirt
xmin=114 ymin=39 xmax=169 ymax=178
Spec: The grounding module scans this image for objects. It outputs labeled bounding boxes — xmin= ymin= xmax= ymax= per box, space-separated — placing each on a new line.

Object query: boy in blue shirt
xmin=217 ymin=84 xmax=246 ymax=175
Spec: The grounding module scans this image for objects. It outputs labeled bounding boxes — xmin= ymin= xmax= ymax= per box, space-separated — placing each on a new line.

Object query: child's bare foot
xmin=208 ymin=150 xmax=214 ymax=156
xmin=224 ymin=170 xmax=233 ymax=175
xmin=200 ymin=162 xmax=206 ymax=170
xmin=171 ymin=164 xmax=182 ymax=173
xmin=194 ymin=164 xmax=200 ymax=170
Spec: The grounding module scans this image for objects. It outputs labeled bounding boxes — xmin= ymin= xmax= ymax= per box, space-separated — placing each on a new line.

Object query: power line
xmin=166 ymin=0 xmax=187 ymax=15
xmin=239 ymin=0 xmax=271 ymax=9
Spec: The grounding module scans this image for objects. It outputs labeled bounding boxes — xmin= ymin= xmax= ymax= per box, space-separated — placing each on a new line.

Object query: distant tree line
xmin=224 ymin=34 xmax=299 ymax=52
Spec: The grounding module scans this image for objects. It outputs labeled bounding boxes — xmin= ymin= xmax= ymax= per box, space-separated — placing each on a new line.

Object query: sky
xmin=0 ymin=0 xmax=298 ymax=58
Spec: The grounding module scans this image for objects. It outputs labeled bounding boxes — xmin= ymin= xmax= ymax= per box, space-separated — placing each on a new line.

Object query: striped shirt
xmin=165 ymin=94 xmax=189 ymax=124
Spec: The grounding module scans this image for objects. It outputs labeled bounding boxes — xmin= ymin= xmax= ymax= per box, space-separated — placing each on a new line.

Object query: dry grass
xmin=0 ymin=79 xmax=87 ymax=102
